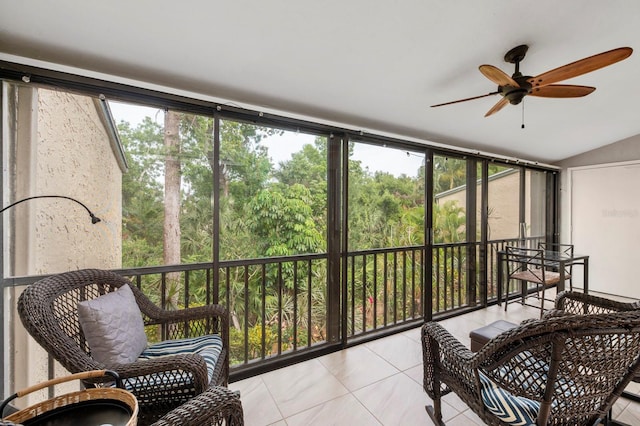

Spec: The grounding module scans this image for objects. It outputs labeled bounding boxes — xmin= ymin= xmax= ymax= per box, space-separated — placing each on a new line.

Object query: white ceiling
xmin=1 ymin=0 xmax=639 ymax=164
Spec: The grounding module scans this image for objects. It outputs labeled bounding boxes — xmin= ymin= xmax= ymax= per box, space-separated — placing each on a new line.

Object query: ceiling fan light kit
xmin=432 ymin=45 xmax=633 ymax=117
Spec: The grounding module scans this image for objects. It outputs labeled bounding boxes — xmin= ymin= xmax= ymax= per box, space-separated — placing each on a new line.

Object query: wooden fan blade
xmin=527 ymin=47 xmax=632 ymax=88
xmin=430 ymin=91 xmax=499 ymax=108
xmin=479 ymin=65 xmax=519 ymax=87
xmin=529 ymin=84 xmax=596 ymax=98
xmin=484 ymin=97 xmax=509 ymax=117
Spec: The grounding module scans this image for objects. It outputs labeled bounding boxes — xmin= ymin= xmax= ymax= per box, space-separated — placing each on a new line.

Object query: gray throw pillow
xmin=78 ymin=284 xmax=148 ymax=365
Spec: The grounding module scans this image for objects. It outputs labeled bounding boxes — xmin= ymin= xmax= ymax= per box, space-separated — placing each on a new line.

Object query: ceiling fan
xmin=431 ymin=45 xmax=633 ymax=117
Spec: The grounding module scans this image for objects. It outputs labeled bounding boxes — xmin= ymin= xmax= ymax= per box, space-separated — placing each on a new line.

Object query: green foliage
xmin=433 ymin=201 xmax=466 ymax=243
xmin=119 ymin=107 xmax=491 ymax=365
xmin=118 ymin=119 xmax=165 ymax=266
xmin=246 ymin=184 xmax=324 ymax=257
xmin=273 ymin=140 xmax=327 ymax=224
xmin=122 ymin=237 xmax=163 ymax=268
xmin=229 ymin=324 xmax=277 ymax=364
xmin=348 ymin=168 xmax=425 ymax=249
xmin=434 ymin=156 xmax=466 ymax=193
xmin=219 ymin=120 xmax=275 ymax=209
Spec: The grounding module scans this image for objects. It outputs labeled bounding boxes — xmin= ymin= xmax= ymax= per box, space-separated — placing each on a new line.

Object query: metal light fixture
xmin=0 ymin=195 xmax=101 ymax=224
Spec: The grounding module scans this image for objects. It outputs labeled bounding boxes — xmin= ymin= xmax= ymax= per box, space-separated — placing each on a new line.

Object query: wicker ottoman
xmin=469 ymin=320 xmax=518 ymax=352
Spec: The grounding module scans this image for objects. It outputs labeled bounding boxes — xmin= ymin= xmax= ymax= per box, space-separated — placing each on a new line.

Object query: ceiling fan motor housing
xmin=501 ymin=76 xmax=533 ymax=104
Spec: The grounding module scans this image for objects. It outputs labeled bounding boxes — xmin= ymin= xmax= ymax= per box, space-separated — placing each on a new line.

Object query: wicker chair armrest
xmin=555 ymin=290 xmax=640 ymax=314
xmin=539 ymin=309 xmax=565 ymax=320
xmin=155 ymin=303 xmax=228 ymax=321
xmin=151 ymin=386 xmax=243 ymax=426
xmin=422 ymin=322 xmax=474 ymax=359
xmin=422 ymin=322 xmax=477 ymax=399
xmin=111 ymin=353 xmax=210 ymax=392
xmin=144 ymin=304 xmax=229 ymax=330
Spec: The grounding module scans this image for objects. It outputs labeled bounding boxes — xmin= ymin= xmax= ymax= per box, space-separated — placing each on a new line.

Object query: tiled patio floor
xmin=230 ymin=294 xmax=640 ymax=425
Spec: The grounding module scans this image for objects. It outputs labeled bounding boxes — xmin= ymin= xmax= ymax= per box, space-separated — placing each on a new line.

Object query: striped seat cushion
xmin=497 ymin=351 xmax=549 ymax=394
xmin=479 ymin=371 xmax=540 ymax=426
xmin=495 ymin=351 xmax=577 ymax=399
xmin=124 ymin=334 xmax=223 ymax=392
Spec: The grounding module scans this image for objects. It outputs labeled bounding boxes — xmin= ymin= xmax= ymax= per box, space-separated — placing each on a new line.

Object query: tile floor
xmin=230 ymin=296 xmax=640 ymax=425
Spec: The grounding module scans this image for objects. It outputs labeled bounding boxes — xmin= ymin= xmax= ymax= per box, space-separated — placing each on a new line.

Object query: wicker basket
xmin=1 ymin=370 xmax=138 ymax=426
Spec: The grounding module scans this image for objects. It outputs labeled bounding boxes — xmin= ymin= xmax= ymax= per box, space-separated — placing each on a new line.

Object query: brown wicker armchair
xmin=422 ymin=308 xmax=640 ymax=425
xmin=17 ymin=269 xmax=231 ymax=425
xmin=553 ymin=290 xmax=640 ymax=316
xmin=152 ymin=386 xmax=243 ymax=425
xmin=553 ymin=290 xmax=640 ymax=410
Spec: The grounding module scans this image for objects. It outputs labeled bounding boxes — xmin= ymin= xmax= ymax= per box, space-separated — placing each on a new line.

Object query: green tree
xmin=218 ymin=121 xmax=277 ymax=262
xmin=246 ymin=184 xmax=324 ymax=258
xmin=434 ymin=156 xmax=466 ymax=193
xmin=118 ymin=119 xmax=165 ymax=268
xmin=273 ymin=139 xmax=327 ymax=225
xmin=433 ymin=200 xmax=466 ymax=243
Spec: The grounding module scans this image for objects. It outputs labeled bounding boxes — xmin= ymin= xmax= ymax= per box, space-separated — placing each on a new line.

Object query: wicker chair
xmin=422 ymin=308 xmax=640 ymax=425
xmin=152 ymin=386 xmax=243 ymax=425
xmin=17 ymin=269 xmax=231 ymax=425
xmin=553 ymin=290 xmax=640 ymax=316
xmin=552 ymin=290 xmax=640 ymax=411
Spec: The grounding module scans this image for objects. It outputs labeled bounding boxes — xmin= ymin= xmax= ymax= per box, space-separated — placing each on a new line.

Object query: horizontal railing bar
xmin=4 ymin=236 xmax=547 ymax=390
xmin=219 ymin=253 xmax=327 ymax=267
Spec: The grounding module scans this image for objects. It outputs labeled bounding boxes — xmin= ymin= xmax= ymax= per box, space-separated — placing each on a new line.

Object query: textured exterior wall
xmin=10 ymin=87 xmax=123 ymax=405
xmin=32 ymin=89 xmax=122 ymax=273
xmin=436 ymin=170 xmax=521 ymax=241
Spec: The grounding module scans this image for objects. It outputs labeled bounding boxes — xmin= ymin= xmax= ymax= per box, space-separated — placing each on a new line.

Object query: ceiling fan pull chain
xmin=521 ymin=100 xmax=525 ymax=129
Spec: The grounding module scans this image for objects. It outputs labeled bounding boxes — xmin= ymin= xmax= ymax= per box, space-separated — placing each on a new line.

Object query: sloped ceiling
xmin=1 ymin=0 xmax=639 ymax=163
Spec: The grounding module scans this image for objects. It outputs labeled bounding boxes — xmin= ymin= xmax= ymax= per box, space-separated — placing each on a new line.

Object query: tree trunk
xmin=164 ymin=110 xmax=181 ymax=309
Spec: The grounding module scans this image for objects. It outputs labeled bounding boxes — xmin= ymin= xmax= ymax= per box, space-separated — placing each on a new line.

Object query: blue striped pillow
xmin=479 ymin=370 xmax=540 ymax=426
xmin=497 ymin=351 xmax=549 ymax=393
xmin=140 ymin=334 xmax=223 ymax=382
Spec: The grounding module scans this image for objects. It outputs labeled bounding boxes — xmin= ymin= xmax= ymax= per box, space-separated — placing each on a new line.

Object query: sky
xmin=108 ymin=101 xmax=424 ymax=177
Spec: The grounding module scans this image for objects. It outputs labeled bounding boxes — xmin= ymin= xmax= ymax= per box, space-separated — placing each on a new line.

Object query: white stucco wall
xmin=8 ymin=87 xmax=124 ymax=405
xmin=32 ymin=89 xmax=122 ymax=272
